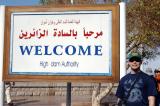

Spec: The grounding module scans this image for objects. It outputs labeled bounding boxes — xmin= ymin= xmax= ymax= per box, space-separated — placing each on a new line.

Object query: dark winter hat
xmin=128 ymin=52 xmax=142 ymax=60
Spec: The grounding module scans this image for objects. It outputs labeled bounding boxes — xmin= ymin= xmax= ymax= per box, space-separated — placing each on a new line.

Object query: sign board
xmin=3 ymin=4 xmax=120 ymax=82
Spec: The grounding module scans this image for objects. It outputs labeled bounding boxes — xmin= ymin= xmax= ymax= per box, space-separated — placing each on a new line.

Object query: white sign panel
xmin=10 ymin=11 xmax=112 ymax=76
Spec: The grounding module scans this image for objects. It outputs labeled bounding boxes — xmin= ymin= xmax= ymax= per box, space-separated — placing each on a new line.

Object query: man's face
xmin=128 ymin=57 xmax=142 ymax=71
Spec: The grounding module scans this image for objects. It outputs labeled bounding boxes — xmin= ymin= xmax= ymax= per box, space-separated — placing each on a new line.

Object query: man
xmin=116 ymin=52 xmax=157 ymax=106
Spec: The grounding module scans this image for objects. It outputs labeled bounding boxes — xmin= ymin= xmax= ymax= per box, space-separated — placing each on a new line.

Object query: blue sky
xmin=0 ymin=0 xmax=40 ymax=6
xmin=0 ymin=0 xmax=130 ymax=6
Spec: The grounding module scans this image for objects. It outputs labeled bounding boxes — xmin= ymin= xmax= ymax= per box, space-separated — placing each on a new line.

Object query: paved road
xmin=5 ymin=96 xmax=91 ymax=106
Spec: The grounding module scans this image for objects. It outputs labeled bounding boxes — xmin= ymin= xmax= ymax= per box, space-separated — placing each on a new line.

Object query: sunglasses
xmin=129 ymin=57 xmax=141 ymax=62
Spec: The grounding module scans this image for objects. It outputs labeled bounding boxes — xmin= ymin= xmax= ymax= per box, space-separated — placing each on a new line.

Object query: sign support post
xmin=66 ymin=82 xmax=71 ymax=106
xmin=0 ymin=5 xmax=5 ymax=106
xmin=119 ymin=2 xmax=126 ymax=78
xmin=66 ymin=1 xmax=73 ymax=105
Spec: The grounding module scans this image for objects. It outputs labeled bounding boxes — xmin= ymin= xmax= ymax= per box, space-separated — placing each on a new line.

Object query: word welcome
xmin=19 ymin=45 xmax=102 ymax=56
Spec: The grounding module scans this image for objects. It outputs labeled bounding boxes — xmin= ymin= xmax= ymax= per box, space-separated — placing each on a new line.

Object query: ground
xmin=4 ymin=96 xmax=91 ymax=106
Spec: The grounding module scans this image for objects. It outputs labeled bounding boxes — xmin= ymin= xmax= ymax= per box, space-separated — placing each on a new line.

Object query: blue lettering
xmin=65 ymin=45 xmax=76 ymax=55
xmin=78 ymin=45 xmax=91 ymax=55
xmin=53 ymin=45 xmax=63 ymax=55
xmin=35 ymin=46 xmax=42 ymax=55
xmin=19 ymin=45 xmax=103 ymax=56
xmin=44 ymin=46 xmax=52 ymax=55
xmin=19 ymin=46 xmax=33 ymax=55
xmin=95 ymin=45 xmax=102 ymax=56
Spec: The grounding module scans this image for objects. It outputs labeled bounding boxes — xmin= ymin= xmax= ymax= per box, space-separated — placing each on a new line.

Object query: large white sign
xmin=10 ymin=11 xmax=112 ymax=76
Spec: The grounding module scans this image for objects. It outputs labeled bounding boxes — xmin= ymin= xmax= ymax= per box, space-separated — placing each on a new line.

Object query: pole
xmin=70 ymin=0 xmax=73 ymax=4
xmin=0 ymin=5 xmax=5 ymax=106
xmin=119 ymin=2 xmax=126 ymax=78
xmin=66 ymin=82 xmax=71 ymax=106
xmin=66 ymin=1 xmax=73 ymax=106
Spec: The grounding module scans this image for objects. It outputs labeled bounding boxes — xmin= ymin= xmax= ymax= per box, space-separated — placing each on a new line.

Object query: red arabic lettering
xmin=83 ymin=27 xmax=94 ymax=39
xmin=19 ymin=28 xmax=48 ymax=39
xmin=53 ymin=29 xmax=77 ymax=39
xmin=95 ymin=31 xmax=103 ymax=39
xmin=19 ymin=28 xmax=102 ymax=40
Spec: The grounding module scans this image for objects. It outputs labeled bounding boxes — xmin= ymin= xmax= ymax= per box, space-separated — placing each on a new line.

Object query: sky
xmin=0 ymin=0 xmax=129 ymax=5
xmin=0 ymin=0 xmax=131 ymax=6
xmin=0 ymin=0 xmax=40 ymax=6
